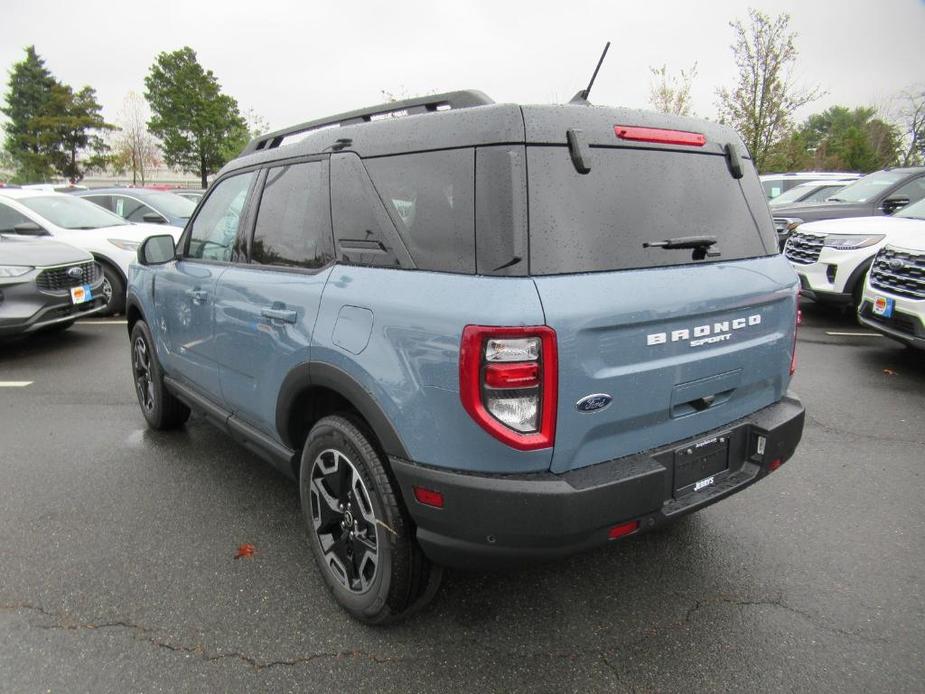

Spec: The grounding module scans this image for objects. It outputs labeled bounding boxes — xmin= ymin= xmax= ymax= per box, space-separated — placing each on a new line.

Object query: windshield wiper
xmin=827 ymin=197 xmax=845 ymax=202
xmin=644 ymin=235 xmax=718 ymax=260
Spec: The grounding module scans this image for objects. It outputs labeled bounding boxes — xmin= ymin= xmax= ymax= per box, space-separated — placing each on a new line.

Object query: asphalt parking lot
xmin=1 ymin=302 xmax=923 ymax=693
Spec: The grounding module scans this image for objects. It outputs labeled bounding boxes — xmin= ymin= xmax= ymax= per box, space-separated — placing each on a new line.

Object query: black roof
xmin=221 ymin=90 xmax=751 ymax=177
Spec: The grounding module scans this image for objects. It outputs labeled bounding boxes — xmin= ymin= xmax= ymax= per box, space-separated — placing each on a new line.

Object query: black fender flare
xmin=276 ymin=361 xmax=409 ymax=460
xmin=844 ymin=254 xmax=876 ymax=299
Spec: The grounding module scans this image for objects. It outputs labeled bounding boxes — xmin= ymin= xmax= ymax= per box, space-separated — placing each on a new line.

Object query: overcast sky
xmin=2 ymin=0 xmax=924 ymax=132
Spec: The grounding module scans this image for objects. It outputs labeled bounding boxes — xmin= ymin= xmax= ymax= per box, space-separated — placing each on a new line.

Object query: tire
xmin=99 ymin=262 xmax=125 ymax=316
xmin=300 ymin=415 xmax=441 ymax=624
xmin=130 ymin=320 xmax=190 ymax=430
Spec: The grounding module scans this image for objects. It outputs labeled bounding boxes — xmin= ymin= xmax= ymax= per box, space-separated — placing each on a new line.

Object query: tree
xmin=144 ymin=47 xmax=247 ymax=187
xmin=893 ymin=87 xmax=925 ymax=166
xmin=112 ymin=91 xmax=161 ymax=185
xmin=716 ymin=9 xmax=823 ymax=172
xmin=801 ymin=106 xmax=899 ymax=172
xmin=1 ymin=46 xmax=57 ymax=181
xmin=648 ymin=63 xmax=698 ymax=117
xmin=1 ymin=46 xmax=114 ymax=182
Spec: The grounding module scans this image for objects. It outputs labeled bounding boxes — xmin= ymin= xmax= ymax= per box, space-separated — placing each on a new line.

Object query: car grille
xmin=35 ymin=261 xmax=100 ymax=292
xmin=869 ymin=246 xmax=925 ymax=300
xmin=784 ymin=231 xmax=824 ymax=265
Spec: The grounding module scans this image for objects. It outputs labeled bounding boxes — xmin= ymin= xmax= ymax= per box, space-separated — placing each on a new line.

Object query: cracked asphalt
xmin=1 ymin=301 xmax=923 ymax=693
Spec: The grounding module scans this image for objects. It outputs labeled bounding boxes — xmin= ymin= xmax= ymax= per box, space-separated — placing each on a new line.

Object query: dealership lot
xmin=0 ymin=302 xmax=922 ymax=693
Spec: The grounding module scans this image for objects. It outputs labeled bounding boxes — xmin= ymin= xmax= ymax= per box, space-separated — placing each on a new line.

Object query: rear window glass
xmin=528 ymin=146 xmax=774 ymax=275
xmin=365 ymin=149 xmax=475 ymax=273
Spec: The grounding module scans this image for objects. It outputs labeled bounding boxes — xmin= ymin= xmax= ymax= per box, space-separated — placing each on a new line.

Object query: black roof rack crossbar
xmin=238 ymin=89 xmax=494 ymax=158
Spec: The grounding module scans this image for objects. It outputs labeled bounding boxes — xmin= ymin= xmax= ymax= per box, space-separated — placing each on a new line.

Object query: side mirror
xmin=13 ymin=221 xmax=48 ymax=236
xmin=137 ymin=234 xmax=176 ymax=266
xmin=142 ymin=212 xmax=166 ymax=224
xmin=882 ymin=196 xmax=910 ymax=214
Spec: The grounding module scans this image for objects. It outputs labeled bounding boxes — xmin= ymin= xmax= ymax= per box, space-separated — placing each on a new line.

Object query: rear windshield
xmin=528 ymin=146 xmax=775 ymax=275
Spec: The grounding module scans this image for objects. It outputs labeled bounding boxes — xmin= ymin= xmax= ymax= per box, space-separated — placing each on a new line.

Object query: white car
xmin=783 ymin=197 xmax=925 ymax=312
xmin=0 ymin=189 xmax=181 ymax=315
xmin=858 ymin=228 xmax=925 ymax=349
xmin=760 ymin=171 xmax=860 ymax=200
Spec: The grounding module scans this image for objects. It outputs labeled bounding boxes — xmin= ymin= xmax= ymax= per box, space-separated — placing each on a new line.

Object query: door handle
xmin=261 ymin=307 xmax=298 ymax=323
xmin=188 ymin=289 xmax=209 ymax=305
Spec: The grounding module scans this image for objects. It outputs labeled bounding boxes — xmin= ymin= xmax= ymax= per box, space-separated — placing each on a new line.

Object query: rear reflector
xmin=484 ymin=362 xmax=540 ymax=389
xmin=614 ymin=125 xmax=706 ymax=147
xmin=608 ymin=520 xmax=640 ymax=540
xmin=768 ymin=458 xmax=783 ymax=472
xmin=413 ymin=486 xmax=444 ymax=508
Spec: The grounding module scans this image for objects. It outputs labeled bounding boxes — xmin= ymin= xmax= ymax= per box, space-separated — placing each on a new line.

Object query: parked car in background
xmin=784 ymin=197 xmax=925 ymax=314
xmin=22 ymin=183 xmax=88 ymax=193
xmin=0 ymin=189 xmax=181 ymax=315
xmin=174 ymin=188 xmax=205 ymax=203
xmin=773 ymin=167 xmax=925 ymax=248
xmin=760 ymin=172 xmax=859 ymax=200
xmin=0 ymin=234 xmax=106 ymax=336
xmin=858 ymin=227 xmax=925 ymax=349
xmin=74 ymin=188 xmax=195 ymax=228
xmin=768 ymin=180 xmax=857 ymax=208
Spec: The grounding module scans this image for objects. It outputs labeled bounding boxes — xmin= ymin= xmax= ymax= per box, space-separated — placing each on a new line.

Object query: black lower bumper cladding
xmin=390 ymin=394 xmax=804 ymax=569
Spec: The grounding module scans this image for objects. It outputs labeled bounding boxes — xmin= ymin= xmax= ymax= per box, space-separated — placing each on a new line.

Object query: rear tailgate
xmin=522 ymin=106 xmax=797 ymax=473
xmin=534 ymin=258 xmax=797 ymax=473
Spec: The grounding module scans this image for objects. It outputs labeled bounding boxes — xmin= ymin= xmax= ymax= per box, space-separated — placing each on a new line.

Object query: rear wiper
xmin=643 ymin=235 xmax=718 ymax=260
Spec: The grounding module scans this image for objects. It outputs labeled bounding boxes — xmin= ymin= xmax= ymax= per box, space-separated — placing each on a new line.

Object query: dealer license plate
xmin=70 ymin=284 xmax=92 ymax=304
xmin=872 ymin=296 xmax=894 ymax=318
xmin=674 ymin=435 xmax=729 ymax=492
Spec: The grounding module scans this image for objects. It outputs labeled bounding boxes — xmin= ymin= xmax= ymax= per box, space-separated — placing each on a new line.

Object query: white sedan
xmin=0 ymin=189 xmax=181 ymax=315
xmin=783 ymin=198 xmax=925 ymax=312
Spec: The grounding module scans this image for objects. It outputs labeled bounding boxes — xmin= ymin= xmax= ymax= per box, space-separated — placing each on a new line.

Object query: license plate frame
xmin=674 ymin=435 xmax=729 ymax=493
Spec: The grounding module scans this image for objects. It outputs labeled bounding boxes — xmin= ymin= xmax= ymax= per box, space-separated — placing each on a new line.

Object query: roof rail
xmin=238 ymin=90 xmax=494 ymax=158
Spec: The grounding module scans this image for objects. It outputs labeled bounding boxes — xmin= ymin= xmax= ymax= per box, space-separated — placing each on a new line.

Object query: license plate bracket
xmin=872 ymin=296 xmax=894 ymax=318
xmin=674 ymin=435 xmax=729 ymax=492
xmin=70 ymin=284 xmax=92 ymax=305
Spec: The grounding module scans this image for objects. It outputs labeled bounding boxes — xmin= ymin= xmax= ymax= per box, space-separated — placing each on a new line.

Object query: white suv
xmin=858 ymin=228 xmax=925 ymax=349
xmin=784 ymin=198 xmax=925 ymax=312
xmin=0 ymin=189 xmax=181 ymax=314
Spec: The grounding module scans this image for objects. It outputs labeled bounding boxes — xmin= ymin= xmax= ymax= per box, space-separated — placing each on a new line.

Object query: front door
xmin=154 ymin=170 xmax=257 ymax=401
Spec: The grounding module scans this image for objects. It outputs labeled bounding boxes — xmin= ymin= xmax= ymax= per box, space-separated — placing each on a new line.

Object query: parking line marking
xmin=0 ymin=381 xmax=33 ymax=387
xmin=825 ymin=331 xmax=882 ymax=337
xmin=80 ymin=320 xmax=128 ymax=325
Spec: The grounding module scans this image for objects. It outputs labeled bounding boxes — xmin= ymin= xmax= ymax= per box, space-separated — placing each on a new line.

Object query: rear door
xmin=213 ymin=158 xmax=335 ymax=436
xmin=525 ymin=140 xmax=798 ymax=474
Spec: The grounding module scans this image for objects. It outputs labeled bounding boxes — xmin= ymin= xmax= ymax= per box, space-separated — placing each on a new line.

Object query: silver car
xmin=0 ymin=235 xmax=107 ymax=336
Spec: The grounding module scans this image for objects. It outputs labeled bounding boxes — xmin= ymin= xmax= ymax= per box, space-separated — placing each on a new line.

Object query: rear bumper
xmin=390 ymin=394 xmax=804 ymax=570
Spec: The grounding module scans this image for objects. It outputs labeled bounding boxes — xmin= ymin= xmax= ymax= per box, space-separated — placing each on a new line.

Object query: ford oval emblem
xmin=888 ymin=258 xmax=904 ymax=271
xmin=576 ymin=393 xmax=613 ymax=413
xmin=66 ymin=266 xmax=84 ymax=279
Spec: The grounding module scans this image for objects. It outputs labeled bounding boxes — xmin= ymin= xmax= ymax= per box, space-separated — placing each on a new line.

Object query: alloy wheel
xmin=132 ymin=336 xmax=155 ymax=412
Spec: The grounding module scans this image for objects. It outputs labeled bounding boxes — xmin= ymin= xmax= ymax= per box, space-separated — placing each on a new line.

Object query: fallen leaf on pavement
xmin=234 ymin=543 xmax=256 ymax=560
xmin=883 ymin=368 xmax=897 ymax=376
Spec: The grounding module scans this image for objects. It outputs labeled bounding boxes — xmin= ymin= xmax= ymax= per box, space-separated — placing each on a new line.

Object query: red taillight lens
xmin=614 ymin=125 xmax=706 ymax=147
xmin=413 ymin=486 xmax=444 ymax=508
xmin=790 ymin=306 xmax=800 ymax=376
xmin=484 ymin=362 xmax=540 ymax=389
xmin=459 ymin=325 xmax=557 ymax=451
xmin=608 ymin=520 xmax=640 ymax=540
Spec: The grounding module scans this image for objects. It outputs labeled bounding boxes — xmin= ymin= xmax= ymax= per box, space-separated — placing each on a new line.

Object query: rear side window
xmin=365 ymin=149 xmax=475 ymax=273
xmin=250 ymin=161 xmax=334 ymax=269
xmin=187 ymin=171 xmax=256 ymax=261
xmin=528 ymin=146 xmax=775 ymax=275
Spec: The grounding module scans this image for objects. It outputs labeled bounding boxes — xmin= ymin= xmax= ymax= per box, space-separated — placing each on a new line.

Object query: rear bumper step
xmin=390 ymin=394 xmax=804 ymax=569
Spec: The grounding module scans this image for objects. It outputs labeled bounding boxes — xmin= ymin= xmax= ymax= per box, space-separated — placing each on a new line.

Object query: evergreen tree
xmin=1 ymin=46 xmax=57 ymax=181
xmin=144 ymin=47 xmax=247 ymax=187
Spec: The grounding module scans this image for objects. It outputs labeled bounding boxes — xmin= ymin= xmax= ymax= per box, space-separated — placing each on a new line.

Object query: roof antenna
xmin=569 ymin=41 xmax=611 ymax=105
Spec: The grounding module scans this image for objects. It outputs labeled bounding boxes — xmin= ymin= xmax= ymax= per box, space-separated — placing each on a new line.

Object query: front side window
xmin=890 ymin=176 xmax=925 ymax=207
xmin=186 ymin=172 xmax=256 ymax=261
xmin=0 ymin=201 xmax=33 ymax=233
xmin=114 ymin=196 xmax=160 ymax=223
xmin=250 ymin=161 xmax=333 ymax=269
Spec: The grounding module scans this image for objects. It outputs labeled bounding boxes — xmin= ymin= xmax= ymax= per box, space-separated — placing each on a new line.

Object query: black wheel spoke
xmin=311 ymin=478 xmax=343 ymax=534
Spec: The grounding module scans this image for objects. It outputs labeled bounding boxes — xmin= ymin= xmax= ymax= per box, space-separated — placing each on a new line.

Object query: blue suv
xmin=127 ymin=91 xmax=805 ymax=623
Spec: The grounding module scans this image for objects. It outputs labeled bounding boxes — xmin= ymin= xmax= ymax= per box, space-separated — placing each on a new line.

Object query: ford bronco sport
xmin=126 ymin=90 xmax=805 ymax=623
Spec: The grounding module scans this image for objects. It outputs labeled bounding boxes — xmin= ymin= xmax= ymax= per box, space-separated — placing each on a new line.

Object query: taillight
xmin=459 ymin=325 xmax=557 ymax=450
xmin=614 ymin=125 xmax=706 ymax=147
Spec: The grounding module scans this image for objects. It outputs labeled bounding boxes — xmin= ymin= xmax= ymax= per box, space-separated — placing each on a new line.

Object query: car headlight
xmin=773 ymin=217 xmax=803 ymax=234
xmin=108 ymin=238 xmax=141 ymax=251
xmin=0 ymin=265 xmax=33 ymax=278
xmin=823 ymin=234 xmax=885 ymax=250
